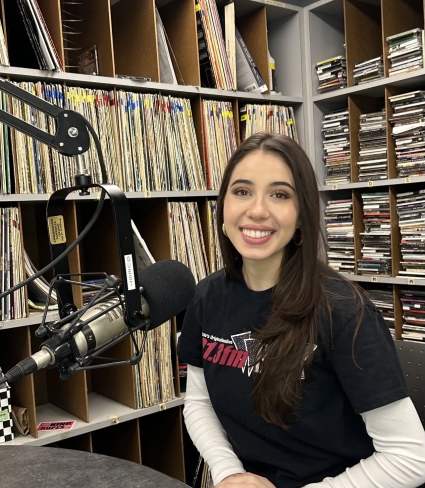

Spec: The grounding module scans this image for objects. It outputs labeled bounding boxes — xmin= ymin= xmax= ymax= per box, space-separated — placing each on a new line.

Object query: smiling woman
xmin=178 ymin=133 xmax=425 ymax=488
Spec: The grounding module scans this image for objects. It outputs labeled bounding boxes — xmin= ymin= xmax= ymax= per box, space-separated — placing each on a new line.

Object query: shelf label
xmin=108 ymin=415 xmax=120 ymax=424
xmin=404 ymin=177 xmax=412 ymax=183
xmin=48 ymin=216 xmax=66 ymax=245
xmin=408 ymin=278 xmax=415 ymax=285
xmin=367 ymin=181 xmax=374 ymax=187
xmin=145 ymin=190 xmax=152 ymax=198
xmin=159 ymin=403 xmax=167 ymax=411
xmin=371 ymin=276 xmax=378 ymax=282
xmin=332 ymin=184 xmax=338 ymax=190
xmin=265 ymin=0 xmax=286 ymax=7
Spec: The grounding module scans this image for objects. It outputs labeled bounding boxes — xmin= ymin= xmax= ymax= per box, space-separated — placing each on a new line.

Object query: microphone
xmin=0 ymin=260 xmax=196 ymax=385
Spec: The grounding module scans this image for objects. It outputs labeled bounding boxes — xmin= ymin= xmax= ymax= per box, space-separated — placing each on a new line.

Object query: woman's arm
xmin=183 ymin=364 xmax=246 ymax=485
xmin=303 ymin=397 xmax=425 ymax=488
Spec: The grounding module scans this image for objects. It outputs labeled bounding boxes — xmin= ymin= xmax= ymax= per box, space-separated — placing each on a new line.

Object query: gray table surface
xmin=0 ymin=445 xmax=189 ymax=487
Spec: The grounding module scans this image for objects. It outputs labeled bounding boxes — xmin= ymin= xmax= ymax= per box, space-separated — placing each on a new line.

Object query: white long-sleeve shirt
xmin=183 ymin=364 xmax=425 ymax=488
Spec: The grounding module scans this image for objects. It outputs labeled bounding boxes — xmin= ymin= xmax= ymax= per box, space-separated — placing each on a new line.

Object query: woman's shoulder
xmin=319 ymin=266 xmax=375 ymax=322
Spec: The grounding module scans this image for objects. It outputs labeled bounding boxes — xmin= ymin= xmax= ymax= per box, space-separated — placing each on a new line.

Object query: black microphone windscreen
xmin=138 ymin=260 xmax=196 ymax=329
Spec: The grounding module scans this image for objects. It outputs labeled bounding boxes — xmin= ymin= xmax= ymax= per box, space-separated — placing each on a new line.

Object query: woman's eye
xmin=272 ymin=191 xmax=289 ymax=199
xmin=233 ymin=188 xmax=249 ymax=196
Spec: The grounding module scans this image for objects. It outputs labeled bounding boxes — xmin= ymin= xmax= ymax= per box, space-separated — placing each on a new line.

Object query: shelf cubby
xmin=92 ymin=418 xmax=142 ymax=463
xmin=308 ymin=0 xmax=346 ymax=95
xmin=156 ymin=0 xmax=200 ymax=86
xmin=29 ymin=324 xmax=90 ymax=424
xmin=139 ymin=406 xmax=185 ymax=482
xmin=47 ymin=432 xmax=93 ymax=452
xmin=348 ymin=94 xmax=385 ymax=183
xmin=381 ymin=0 xmax=424 ymax=78
xmin=111 ymin=0 xmax=160 ymax=82
xmin=344 ymin=0 xmax=382 ymax=88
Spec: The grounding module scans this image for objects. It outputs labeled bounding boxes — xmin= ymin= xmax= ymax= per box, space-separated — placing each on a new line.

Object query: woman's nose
xmin=246 ymin=197 xmax=269 ymax=219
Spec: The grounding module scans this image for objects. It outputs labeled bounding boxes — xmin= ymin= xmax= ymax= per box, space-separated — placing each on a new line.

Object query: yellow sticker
xmin=48 ymin=216 xmax=67 ymax=245
xmin=241 ymin=114 xmax=248 ymax=121
xmin=404 ymin=177 xmax=411 ymax=183
xmin=195 ymin=3 xmax=201 ymax=11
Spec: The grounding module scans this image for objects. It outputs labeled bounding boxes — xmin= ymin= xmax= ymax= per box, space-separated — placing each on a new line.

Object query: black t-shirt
xmin=178 ymin=269 xmax=409 ymax=488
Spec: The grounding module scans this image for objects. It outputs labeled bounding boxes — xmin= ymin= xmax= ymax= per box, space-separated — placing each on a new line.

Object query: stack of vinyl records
xmin=401 ymin=288 xmax=425 ymax=342
xmin=202 ymin=100 xmax=237 ymax=190
xmin=357 ymin=109 xmax=388 ymax=181
xmin=358 ymin=192 xmax=392 ymax=276
xmin=134 ymin=319 xmax=175 ymax=408
xmin=315 ymin=56 xmax=347 ymax=94
xmin=114 ymin=91 xmax=205 ymax=192
xmin=324 ymin=199 xmax=355 ymax=274
xmin=322 ymin=109 xmax=350 ymax=185
xmin=396 ymin=189 xmax=425 ymax=277
xmin=1 ymin=207 xmax=26 ymax=321
xmin=196 ymin=0 xmax=234 ymax=90
xmin=368 ymin=287 xmax=395 ymax=338
xmin=387 ymin=28 xmax=424 ymax=77
xmin=168 ymin=201 xmax=210 ymax=283
xmin=388 ymin=90 xmax=425 ymax=178
xmin=239 ymin=104 xmax=298 ymax=142
xmin=207 ymin=200 xmax=223 ymax=273
xmin=353 ymin=56 xmax=384 ymax=85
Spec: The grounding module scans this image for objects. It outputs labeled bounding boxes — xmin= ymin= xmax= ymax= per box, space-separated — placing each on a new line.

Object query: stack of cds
xmin=387 ymin=28 xmax=424 ymax=77
xmin=396 ymin=189 xmax=425 ymax=277
xmin=324 ymin=199 xmax=355 ymax=274
xmin=353 ymin=56 xmax=384 ymax=85
xmin=357 ymin=109 xmax=388 ymax=181
xmin=401 ymin=288 xmax=425 ymax=342
xmin=322 ymin=109 xmax=350 ymax=185
xmin=368 ymin=287 xmax=395 ymax=338
xmin=388 ymin=90 xmax=425 ymax=178
xmin=316 ymin=56 xmax=347 ymax=94
xmin=358 ymin=192 xmax=392 ymax=276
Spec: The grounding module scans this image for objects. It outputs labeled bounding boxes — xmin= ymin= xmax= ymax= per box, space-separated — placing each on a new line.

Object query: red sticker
xmin=37 ymin=421 xmax=76 ymax=432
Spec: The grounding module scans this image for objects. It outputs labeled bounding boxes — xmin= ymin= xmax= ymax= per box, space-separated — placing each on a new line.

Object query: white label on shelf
xmin=108 ymin=415 xmax=120 ymax=424
xmin=367 ymin=181 xmax=374 ymax=187
xmin=124 ymin=254 xmax=136 ymax=290
xmin=332 ymin=184 xmax=338 ymax=190
xmin=159 ymin=403 xmax=167 ymax=411
xmin=408 ymin=278 xmax=415 ymax=285
xmin=404 ymin=177 xmax=412 ymax=183
xmin=265 ymin=0 xmax=286 ymax=6
xmin=371 ymin=276 xmax=378 ymax=282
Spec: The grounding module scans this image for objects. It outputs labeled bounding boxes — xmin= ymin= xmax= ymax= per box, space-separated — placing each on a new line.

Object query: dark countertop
xmin=0 ymin=445 xmax=189 ymax=488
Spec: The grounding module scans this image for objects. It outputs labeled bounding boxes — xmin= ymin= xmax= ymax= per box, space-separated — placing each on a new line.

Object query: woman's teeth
xmin=241 ymin=229 xmax=273 ymax=238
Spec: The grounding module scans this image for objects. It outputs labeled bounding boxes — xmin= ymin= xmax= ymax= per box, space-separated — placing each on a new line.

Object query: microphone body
xmin=0 ymin=260 xmax=195 ymax=385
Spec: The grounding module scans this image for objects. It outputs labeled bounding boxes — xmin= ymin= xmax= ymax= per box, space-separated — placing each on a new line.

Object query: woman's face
xmin=223 ymin=150 xmax=300 ymax=267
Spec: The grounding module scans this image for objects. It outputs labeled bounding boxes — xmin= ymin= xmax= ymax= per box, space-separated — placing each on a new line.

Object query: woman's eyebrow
xmin=230 ymin=179 xmax=295 ymax=192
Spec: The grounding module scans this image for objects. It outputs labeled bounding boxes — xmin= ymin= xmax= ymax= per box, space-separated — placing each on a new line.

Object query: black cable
xmin=0 ymin=117 xmax=109 ymax=300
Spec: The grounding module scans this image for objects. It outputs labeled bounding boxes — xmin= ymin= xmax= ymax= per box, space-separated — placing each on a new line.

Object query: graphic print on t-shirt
xmin=202 ymin=331 xmax=317 ymax=379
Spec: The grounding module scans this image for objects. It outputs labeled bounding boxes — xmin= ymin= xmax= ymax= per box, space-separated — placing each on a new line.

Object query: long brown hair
xmin=216 ymin=133 xmax=353 ymax=429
